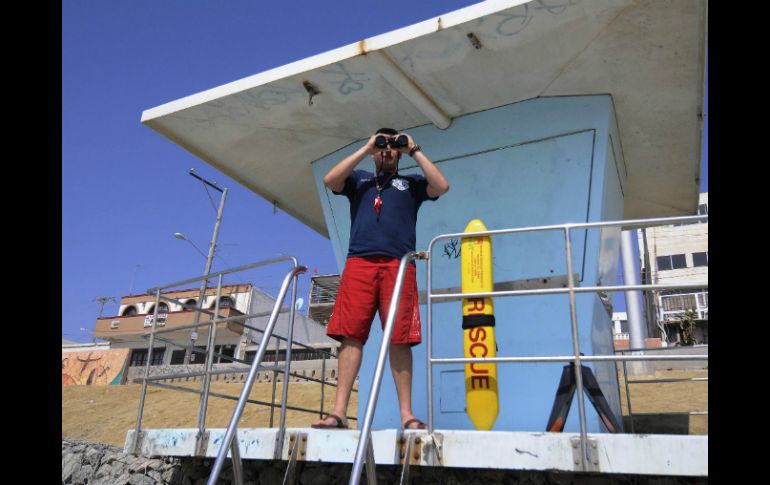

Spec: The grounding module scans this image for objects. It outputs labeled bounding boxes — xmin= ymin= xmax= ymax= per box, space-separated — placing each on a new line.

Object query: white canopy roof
xmin=142 ymin=0 xmax=707 ymax=237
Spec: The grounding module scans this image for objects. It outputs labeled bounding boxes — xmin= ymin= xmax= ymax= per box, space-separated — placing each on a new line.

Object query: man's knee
xmin=341 ymin=338 xmax=364 ymax=350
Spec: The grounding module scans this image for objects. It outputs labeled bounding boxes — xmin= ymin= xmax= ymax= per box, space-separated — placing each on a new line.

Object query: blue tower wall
xmin=311 ymin=95 xmax=626 ymax=433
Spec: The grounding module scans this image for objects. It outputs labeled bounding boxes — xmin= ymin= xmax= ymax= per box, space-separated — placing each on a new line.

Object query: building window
xmin=151 ymin=348 xmax=166 ymax=366
xmin=182 ymin=299 xmax=197 ymax=311
xmin=122 ymin=306 xmax=138 ymax=316
xmin=170 ymin=350 xmax=186 ymax=365
xmin=211 ymin=296 xmax=235 ymax=309
xmin=692 ymin=252 xmax=708 ymax=267
xmin=189 ymin=346 xmax=207 ymax=364
xmin=214 ymin=345 xmax=236 ymax=363
xmin=656 ymin=254 xmax=687 ymax=271
xmin=698 ymin=203 xmax=708 ymax=216
xmin=129 ymin=348 xmax=165 ymax=367
xmin=147 ymin=302 xmax=169 ymax=315
xmin=289 ymin=348 xmax=333 ymax=362
xmin=671 ymin=254 xmax=687 ymax=269
xmin=129 ymin=349 xmax=147 ymax=367
xmin=238 ymin=347 xmax=332 ymax=363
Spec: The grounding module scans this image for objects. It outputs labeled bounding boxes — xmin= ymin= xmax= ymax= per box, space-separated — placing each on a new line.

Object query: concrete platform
xmin=126 ymin=428 xmax=707 ymax=477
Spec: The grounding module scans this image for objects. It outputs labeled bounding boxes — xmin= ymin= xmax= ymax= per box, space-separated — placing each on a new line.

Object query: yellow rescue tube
xmin=461 ymin=219 xmax=499 ymax=430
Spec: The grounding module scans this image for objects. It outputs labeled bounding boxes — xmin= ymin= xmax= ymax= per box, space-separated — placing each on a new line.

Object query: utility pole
xmin=184 ymin=169 xmax=228 ymax=365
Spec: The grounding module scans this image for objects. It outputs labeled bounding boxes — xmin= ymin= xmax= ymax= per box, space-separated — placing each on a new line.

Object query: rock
xmin=147 ymin=470 xmax=163 ymax=482
xmin=162 ymin=466 xmax=184 ymax=485
xmin=84 ymin=447 xmax=102 ymax=466
xmin=62 ymin=453 xmax=81 ymax=482
xmin=145 ymin=458 xmax=165 ymax=470
xmin=113 ymin=472 xmax=133 ymax=485
xmin=95 ymin=463 xmax=114 ymax=479
xmin=129 ymin=460 xmax=150 ymax=474
xmin=102 ymin=451 xmax=121 ymax=465
xmin=71 ymin=464 xmax=94 ymax=484
xmin=123 ymin=454 xmax=139 ymax=466
xmin=128 ymin=474 xmax=156 ymax=485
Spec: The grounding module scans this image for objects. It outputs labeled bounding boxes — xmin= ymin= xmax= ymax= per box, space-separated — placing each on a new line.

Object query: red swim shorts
xmin=327 ymin=256 xmax=421 ymax=346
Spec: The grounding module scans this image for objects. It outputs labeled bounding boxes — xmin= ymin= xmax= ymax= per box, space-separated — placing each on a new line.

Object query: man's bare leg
xmin=389 ymin=343 xmax=420 ymax=428
xmin=312 ymin=338 xmax=363 ymax=427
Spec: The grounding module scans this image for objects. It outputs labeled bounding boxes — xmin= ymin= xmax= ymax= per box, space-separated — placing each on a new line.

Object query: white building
xmin=637 ymin=192 xmax=708 ymax=345
xmin=94 ymin=283 xmax=338 ymax=372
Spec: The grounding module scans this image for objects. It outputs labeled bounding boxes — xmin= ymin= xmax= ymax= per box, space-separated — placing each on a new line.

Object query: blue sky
xmin=62 ymin=0 xmax=486 ymax=342
xmin=62 ymin=1 xmax=707 ymax=342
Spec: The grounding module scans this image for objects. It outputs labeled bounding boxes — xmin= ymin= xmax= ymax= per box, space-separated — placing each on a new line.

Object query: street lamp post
xmin=181 ymin=170 xmax=228 ymax=365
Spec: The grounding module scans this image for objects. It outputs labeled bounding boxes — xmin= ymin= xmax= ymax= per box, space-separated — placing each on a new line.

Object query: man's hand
xmin=363 ymin=134 xmax=380 ymax=155
xmin=404 ymin=134 xmax=450 ymax=198
xmin=323 ymin=134 xmax=379 ymax=192
xmin=397 ymin=133 xmax=415 ymax=154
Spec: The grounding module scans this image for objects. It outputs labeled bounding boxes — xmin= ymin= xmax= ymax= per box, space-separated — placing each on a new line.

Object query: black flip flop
xmin=402 ymin=418 xmax=427 ymax=430
xmin=311 ymin=414 xmax=348 ymax=429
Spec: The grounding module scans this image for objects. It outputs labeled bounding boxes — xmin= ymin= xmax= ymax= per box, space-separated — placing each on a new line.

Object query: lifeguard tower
xmin=133 ymin=1 xmax=707 ymax=482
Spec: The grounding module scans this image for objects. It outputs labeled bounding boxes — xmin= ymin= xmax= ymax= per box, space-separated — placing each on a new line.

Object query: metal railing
xmin=350 ymin=251 xmax=424 ymax=485
xmin=617 ymin=345 xmax=708 ymax=433
xmin=350 ymin=214 xmax=708 ymax=483
xmin=126 ymin=256 xmax=359 ymax=485
xmin=131 ymin=257 xmax=300 ymax=454
xmin=425 ymin=214 xmax=708 ymax=473
xmin=207 ymin=258 xmax=308 ymax=484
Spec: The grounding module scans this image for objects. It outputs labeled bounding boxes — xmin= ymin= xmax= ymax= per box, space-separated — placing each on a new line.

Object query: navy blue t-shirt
xmin=334 ymin=169 xmax=438 ymax=259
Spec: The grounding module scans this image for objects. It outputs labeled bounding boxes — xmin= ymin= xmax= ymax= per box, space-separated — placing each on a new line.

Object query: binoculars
xmin=374 ymin=134 xmax=409 ymax=149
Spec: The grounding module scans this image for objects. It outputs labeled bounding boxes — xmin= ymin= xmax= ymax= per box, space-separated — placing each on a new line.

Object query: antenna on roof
xmin=128 ymin=264 xmax=141 ymax=295
xmin=93 ymin=296 xmax=116 ymax=318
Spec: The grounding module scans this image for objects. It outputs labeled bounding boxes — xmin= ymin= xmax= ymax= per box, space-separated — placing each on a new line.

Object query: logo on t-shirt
xmin=392 ymin=178 xmax=409 ymax=191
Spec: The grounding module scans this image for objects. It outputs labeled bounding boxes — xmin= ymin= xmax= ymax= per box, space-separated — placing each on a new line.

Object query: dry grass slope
xmin=62 ymin=382 xmax=354 ymax=447
xmin=62 ymin=370 xmax=706 ymax=447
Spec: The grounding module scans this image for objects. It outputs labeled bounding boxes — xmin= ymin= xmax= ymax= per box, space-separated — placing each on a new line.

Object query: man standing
xmin=311 ymin=128 xmax=449 ymax=430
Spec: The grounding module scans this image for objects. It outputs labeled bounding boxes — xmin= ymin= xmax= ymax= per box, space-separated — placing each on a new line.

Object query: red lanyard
xmin=374 ymin=173 xmax=394 ymax=216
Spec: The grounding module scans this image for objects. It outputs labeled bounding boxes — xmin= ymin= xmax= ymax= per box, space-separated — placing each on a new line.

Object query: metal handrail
xmin=616 ymin=346 xmax=708 ymax=432
xmin=148 ymin=303 xmax=339 ymax=360
xmin=147 ymin=256 xmax=299 ymax=292
xmin=207 ymin=263 xmax=307 ymax=485
xmin=132 ymin=257 xmax=300 ymax=444
xmin=345 ymin=215 xmax=709 ymax=482
xmin=129 ymin=252 xmax=376 ymax=484
xmin=349 ymin=251 xmax=420 ymax=485
xmin=143 ymin=377 xmax=348 ymax=418
xmin=423 ymin=214 xmax=708 ymax=472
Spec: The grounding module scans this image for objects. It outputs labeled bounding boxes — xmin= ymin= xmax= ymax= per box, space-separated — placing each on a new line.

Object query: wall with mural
xmin=62 ymin=349 xmax=130 ymax=386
